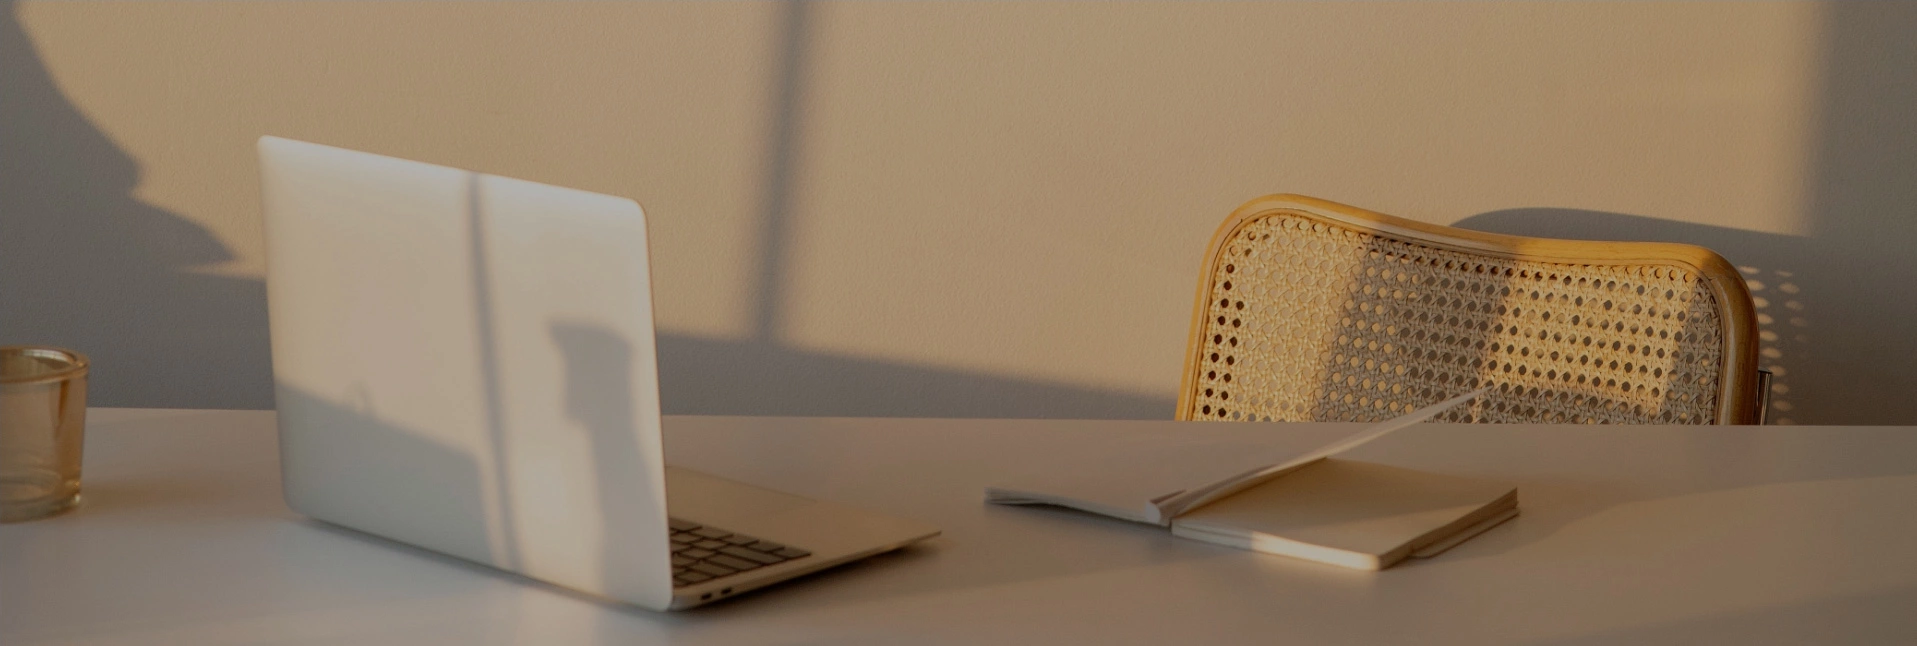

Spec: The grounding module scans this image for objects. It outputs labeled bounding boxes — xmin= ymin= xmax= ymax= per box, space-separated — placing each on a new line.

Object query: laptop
xmin=257 ymin=136 xmax=938 ymax=611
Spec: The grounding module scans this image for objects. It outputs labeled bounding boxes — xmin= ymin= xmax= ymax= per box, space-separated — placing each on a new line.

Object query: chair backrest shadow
xmin=1176 ymin=195 xmax=1763 ymax=425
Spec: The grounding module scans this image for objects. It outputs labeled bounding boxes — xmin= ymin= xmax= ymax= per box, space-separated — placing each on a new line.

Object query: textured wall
xmin=3 ymin=1 xmax=1907 ymax=423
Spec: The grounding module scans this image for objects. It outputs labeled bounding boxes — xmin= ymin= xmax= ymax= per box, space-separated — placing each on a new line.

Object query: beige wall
xmin=4 ymin=1 xmax=1911 ymax=423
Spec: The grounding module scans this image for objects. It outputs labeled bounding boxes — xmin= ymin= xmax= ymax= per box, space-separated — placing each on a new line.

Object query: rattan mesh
xmin=1185 ymin=210 xmax=1730 ymax=424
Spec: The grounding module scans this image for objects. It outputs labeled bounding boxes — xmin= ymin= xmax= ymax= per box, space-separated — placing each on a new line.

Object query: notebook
xmin=985 ymin=389 xmax=1518 ymax=570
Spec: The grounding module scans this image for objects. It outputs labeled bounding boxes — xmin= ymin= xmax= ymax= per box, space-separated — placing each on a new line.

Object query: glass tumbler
xmin=0 ymin=346 xmax=88 ymax=522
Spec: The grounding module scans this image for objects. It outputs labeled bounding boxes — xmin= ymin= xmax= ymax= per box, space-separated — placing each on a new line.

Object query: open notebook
xmin=985 ymin=389 xmax=1518 ymax=570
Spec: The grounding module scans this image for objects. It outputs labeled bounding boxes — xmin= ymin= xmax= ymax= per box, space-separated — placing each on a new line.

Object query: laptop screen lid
xmin=259 ymin=136 xmax=673 ymax=608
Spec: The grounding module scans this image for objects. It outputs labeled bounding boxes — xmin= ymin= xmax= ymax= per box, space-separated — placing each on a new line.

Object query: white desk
xmin=4 ymin=410 xmax=1917 ymax=645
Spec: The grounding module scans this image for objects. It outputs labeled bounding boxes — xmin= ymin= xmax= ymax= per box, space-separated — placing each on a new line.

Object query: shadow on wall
xmin=656 ymin=335 xmax=1172 ymax=419
xmin=0 ymin=1 xmax=270 ymax=408
xmin=691 ymin=0 xmax=1172 ymax=421
xmin=1799 ymin=1 xmax=1917 ymax=425
xmin=1453 ymin=5 xmax=1917 ymax=427
xmin=0 ymin=0 xmax=1169 ymax=418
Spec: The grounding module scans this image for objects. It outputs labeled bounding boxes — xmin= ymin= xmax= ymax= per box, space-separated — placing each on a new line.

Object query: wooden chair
xmin=1177 ymin=195 xmax=1766 ymax=425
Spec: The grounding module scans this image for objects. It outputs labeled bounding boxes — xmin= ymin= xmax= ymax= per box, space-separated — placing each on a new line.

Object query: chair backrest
xmin=1178 ymin=195 xmax=1762 ymax=424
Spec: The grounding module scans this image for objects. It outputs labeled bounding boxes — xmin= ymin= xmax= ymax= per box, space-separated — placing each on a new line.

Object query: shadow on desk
xmin=1351 ymin=424 xmax=1917 ymax=571
xmin=270 ymin=420 xmax=1917 ymax=640
xmin=1528 ymin=584 xmax=1917 ymax=645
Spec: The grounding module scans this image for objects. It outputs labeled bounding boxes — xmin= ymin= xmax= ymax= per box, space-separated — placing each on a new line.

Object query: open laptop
xmin=257 ymin=136 xmax=938 ymax=611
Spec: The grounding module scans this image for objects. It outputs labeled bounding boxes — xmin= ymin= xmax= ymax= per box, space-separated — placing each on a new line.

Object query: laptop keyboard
xmin=668 ymin=518 xmax=812 ymax=588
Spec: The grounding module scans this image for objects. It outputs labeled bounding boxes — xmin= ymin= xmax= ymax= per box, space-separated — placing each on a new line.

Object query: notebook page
xmin=984 ymin=387 xmax=1486 ymax=525
xmin=984 ymin=436 xmax=1308 ymax=523
xmin=1151 ymin=387 xmax=1489 ymax=520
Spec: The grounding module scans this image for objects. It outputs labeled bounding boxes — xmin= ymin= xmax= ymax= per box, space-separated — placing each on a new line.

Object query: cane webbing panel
xmin=1184 ymin=209 xmax=1731 ymax=425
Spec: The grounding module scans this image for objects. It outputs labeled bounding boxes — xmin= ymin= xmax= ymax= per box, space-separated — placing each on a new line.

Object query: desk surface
xmin=4 ymin=410 xmax=1917 ymax=645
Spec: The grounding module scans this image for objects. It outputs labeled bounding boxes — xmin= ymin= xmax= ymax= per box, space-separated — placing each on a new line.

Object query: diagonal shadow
xmin=464 ymin=173 xmax=521 ymax=568
xmin=749 ymin=0 xmax=811 ymax=344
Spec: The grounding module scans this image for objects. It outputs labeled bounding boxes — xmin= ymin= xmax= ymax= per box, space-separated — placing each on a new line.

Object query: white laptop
xmin=257 ymin=136 xmax=938 ymax=611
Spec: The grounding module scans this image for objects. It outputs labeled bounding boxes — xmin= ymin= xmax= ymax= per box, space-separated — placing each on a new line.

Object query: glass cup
xmin=0 ymin=346 xmax=89 ymax=522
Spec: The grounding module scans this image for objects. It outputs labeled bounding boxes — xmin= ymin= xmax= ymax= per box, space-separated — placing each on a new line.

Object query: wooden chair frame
xmin=1176 ymin=195 xmax=1764 ymax=424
